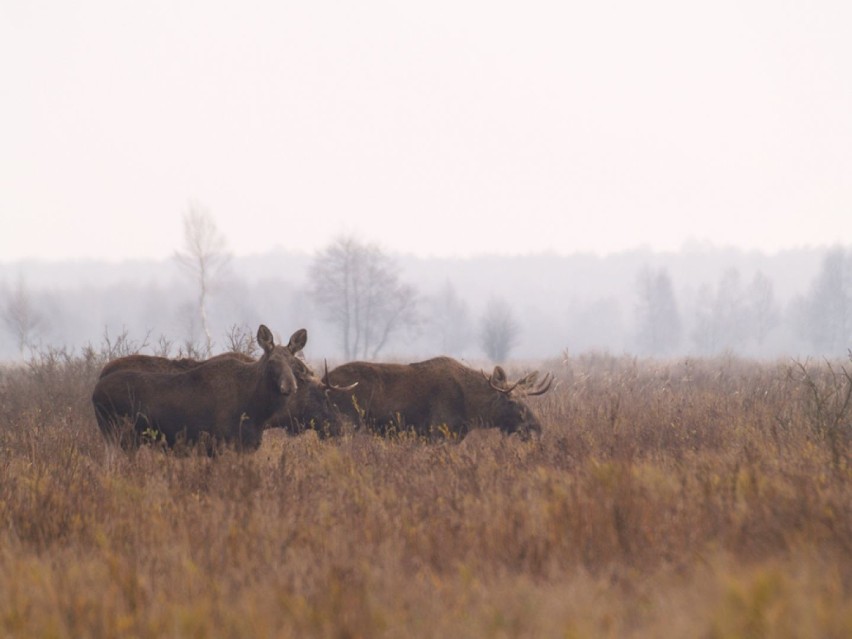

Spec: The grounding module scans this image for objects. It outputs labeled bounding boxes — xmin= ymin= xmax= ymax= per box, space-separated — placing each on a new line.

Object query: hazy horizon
xmin=1 ymin=237 xmax=848 ymax=268
xmin=3 ymin=1 xmax=851 ymax=262
xmin=0 ymin=243 xmax=843 ymax=362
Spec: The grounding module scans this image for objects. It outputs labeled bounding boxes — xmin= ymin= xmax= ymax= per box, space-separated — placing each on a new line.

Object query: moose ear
xmin=490 ymin=366 xmax=508 ymax=388
xmin=257 ymin=325 xmax=275 ymax=354
xmin=287 ymin=329 xmax=308 ymax=355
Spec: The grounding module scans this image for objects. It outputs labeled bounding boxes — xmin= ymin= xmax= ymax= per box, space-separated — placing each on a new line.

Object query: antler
xmin=482 ymin=369 xmax=554 ymax=396
xmin=524 ymin=372 xmax=554 ymax=396
xmin=480 ymin=369 xmax=520 ymax=394
xmin=322 ymin=360 xmax=358 ymax=392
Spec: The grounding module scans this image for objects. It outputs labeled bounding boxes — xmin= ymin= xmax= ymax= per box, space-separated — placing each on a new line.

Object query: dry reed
xmin=0 ymin=348 xmax=849 ymax=637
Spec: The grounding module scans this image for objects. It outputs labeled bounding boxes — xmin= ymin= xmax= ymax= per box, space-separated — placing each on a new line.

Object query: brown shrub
xmin=0 ymin=349 xmax=849 ymax=637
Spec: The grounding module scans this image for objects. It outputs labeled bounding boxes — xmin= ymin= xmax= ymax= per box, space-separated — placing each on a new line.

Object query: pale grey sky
xmin=2 ymin=1 xmax=851 ymax=262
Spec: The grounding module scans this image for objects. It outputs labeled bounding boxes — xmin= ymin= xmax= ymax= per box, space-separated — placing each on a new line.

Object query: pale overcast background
xmin=2 ymin=1 xmax=851 ymax=262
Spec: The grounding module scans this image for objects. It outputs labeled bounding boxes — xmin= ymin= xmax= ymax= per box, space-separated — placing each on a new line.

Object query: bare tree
xmin=175 ymin=202 xmax=230 ymax=356
xmin=479 ymin=297 xmax=520 ymax=362
xmin=1 ymin=275 xmax=45 ymax=355
xmin=692 ymin=268 xmax=748 ymax=355
xmin=310 ymin=235 xmax=419 ymax=359
xmin=634 ymin=266 xmax=681 ymax=355
xmin=800 ymin=248 xmax=852 ymax=355
xmin=745 ymin=270 xmax=780 ymax=346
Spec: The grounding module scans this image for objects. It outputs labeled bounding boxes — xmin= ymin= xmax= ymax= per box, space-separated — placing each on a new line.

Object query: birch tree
xmin=175 ymin=202 xmax=230 ymax=356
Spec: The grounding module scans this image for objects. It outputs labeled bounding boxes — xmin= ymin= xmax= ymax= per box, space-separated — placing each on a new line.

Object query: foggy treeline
xmin=1 ymin=243 xmax=850 ymax=363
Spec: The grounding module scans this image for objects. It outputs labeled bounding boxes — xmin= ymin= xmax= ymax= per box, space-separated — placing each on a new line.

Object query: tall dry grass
xmin=0 ymin=348 xmax=850 ymax=637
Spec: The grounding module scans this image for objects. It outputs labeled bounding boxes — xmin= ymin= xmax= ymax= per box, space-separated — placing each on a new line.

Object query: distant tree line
xmin=796 ymin=248 xmax=852 ymax=354
xmin=307 ymin=235 xmax=520 ymax=362
xmin=631 ymin=248 xmax=852 ymax=357
xmin=2 ymin=210 xmax=850 ymax=361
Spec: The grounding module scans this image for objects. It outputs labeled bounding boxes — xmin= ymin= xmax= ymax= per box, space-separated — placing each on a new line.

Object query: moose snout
xmin=519 ymin=418 xmax=542 ymax=441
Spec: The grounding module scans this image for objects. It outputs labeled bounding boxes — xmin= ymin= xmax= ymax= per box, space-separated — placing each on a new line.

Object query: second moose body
xmin=326 ymin=356 xmax=552 ymax=439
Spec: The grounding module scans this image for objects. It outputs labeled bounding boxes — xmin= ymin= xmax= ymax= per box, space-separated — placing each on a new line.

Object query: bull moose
xmin=92 ymin=325 xmax=310 ymax=452
xmin=97 ymin=335 xmax=346 ymax=437
xmin=325 ymin=356 xmax=553 ymax=439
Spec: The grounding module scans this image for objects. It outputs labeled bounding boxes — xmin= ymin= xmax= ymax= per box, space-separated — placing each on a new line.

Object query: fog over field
xmin=3 ymin=2 xmax=851 ymax=362
xmin=4 ymin=5 xmax=852 ymax=636
xmin=0 ymin=243 xmax=846 ymax=363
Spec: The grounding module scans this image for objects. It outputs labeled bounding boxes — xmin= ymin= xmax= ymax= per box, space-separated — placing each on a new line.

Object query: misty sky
xmin=2 ymin=1 xmax=851 ymax=262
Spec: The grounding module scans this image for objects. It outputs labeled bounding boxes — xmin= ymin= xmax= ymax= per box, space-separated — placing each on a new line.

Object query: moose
xmin=92 ymin=325 xmax=314 ymax=452
xmin=97 ymin=333 xmax=347 ymax=438
xmin=325 ymin=356 xmax=553 ymax=439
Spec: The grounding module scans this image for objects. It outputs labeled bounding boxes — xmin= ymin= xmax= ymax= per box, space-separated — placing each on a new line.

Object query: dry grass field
xmin=0 ymin=346 xmax=850 ymax=638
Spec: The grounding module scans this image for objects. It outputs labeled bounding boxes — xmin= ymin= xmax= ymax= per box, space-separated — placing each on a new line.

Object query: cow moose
xmin=97 ymin=334 xmax=346 ymax=437
xmin=92 ymin=325 xmax=310 ymax=452
xmin=325 ymin=356 xmax=553 ymax=440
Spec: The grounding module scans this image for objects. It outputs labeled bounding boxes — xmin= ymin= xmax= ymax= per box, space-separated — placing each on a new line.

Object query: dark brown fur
xmin=97 ymin=338 xmax=343 ymax=437
xmin=98 ymin=352 xmax=255 ymax=379
xmin=326 ymin=357 xmax=550 ymax=439
xmin=92 ymin=326 xmax=307 ymax=452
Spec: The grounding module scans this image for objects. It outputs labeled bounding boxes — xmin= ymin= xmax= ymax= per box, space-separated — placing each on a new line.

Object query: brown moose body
xmin=326 ymin=356 xmax=552 ymax=439
xmin=92 ymin=325 xmax=307 ymax=452
xmin=96 ymin=331 xmax=344 ymax=437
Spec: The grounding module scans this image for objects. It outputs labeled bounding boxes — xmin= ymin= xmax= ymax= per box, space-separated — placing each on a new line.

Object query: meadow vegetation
xmin=0 ymin=344 xmax=850 ymax=637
